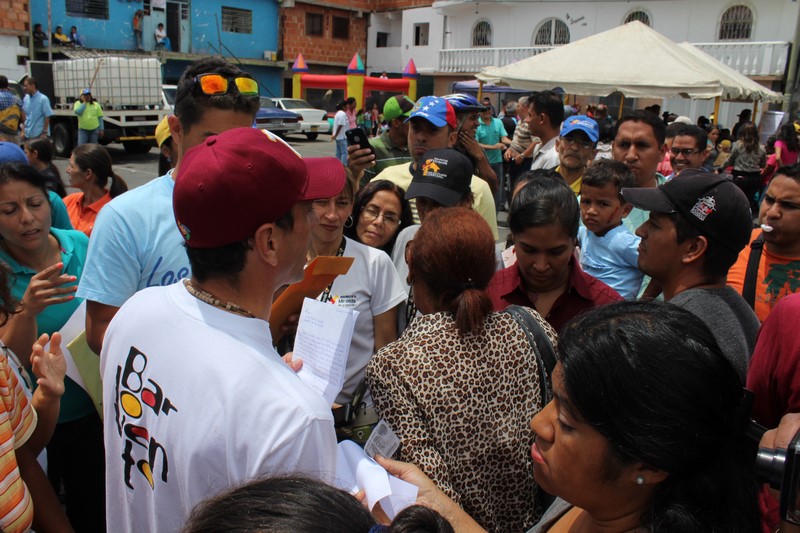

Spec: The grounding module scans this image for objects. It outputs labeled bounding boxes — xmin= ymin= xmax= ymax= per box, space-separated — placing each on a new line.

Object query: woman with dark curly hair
xmin=379 ymin=301 xmax=761 ymax=533
xmin=344 ymin=179 xmax=413 ymax=255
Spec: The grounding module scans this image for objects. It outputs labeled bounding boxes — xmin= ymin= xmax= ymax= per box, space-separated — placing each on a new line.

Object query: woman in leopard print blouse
xmin=366 ymin=208 xmax=556 ymax=532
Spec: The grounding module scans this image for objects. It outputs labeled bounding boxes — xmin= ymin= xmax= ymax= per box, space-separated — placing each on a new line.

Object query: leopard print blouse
xmin=366 ymin=309 xmax=557 ymax=533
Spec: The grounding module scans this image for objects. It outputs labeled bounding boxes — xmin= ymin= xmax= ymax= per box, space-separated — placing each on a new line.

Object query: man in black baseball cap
xmin=392 ymin=148 xmax=476 ymax=332
xmin=622 ymin=169 xmax=758 ymax=382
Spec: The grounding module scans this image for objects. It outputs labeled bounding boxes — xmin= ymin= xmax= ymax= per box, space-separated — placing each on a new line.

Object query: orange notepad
xmin=270 ymin=255 xmax=354 ymax=340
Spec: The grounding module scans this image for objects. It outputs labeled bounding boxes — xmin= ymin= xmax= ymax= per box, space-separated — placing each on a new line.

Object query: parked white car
xmin=271 ymin=98 xmax=329 ymax=140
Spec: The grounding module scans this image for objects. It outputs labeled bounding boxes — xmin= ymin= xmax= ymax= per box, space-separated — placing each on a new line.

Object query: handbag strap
xmin=742 ymin=232 xmax=764 ymax=310
xmin=502 ymin=305 xmax=557 ymax=406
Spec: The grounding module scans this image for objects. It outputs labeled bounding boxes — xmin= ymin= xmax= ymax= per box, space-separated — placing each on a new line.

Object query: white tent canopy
xmin=477 ymin=21 xmax=779 ymax=102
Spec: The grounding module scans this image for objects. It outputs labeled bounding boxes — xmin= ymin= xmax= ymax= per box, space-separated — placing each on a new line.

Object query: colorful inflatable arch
xmin=292 ymin=53 xmax=417 ymax=110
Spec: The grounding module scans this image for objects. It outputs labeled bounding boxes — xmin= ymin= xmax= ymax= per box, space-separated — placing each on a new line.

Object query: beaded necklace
xmin=183 ymin=279 xmax=256 ymax=319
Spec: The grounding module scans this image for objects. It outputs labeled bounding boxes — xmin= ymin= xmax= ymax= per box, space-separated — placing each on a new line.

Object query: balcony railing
xmin=692 ymin=42 xmax=789 ymax=77
xmin=438 ymin=46 xmax=553 ymax=73
xmin=439 ymin=41 xmax=789 ymax=78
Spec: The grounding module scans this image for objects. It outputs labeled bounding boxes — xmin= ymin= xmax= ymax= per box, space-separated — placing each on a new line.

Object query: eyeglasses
xmin=362 ymin=205 xmax=400 ymax=225
xmin=560 ymin=136 xmax=595 ymax=150
xmin=669 ymin=147 xmax=702 ymax=157
xmin=191 ymin=74 xmax=259 ymax=97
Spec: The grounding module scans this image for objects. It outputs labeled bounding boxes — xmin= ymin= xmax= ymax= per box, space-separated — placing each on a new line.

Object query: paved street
xmin=51 ymin=133 xmax=339 ymax=191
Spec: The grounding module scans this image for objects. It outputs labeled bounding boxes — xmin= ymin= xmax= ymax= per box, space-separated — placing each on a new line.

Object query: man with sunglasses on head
xmin=77 ymin=57 xmax=260 ymax=355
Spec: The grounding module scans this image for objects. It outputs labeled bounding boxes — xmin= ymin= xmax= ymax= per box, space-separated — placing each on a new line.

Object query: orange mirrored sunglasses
xmin=192 ymin=74 xmax=259 ymax=96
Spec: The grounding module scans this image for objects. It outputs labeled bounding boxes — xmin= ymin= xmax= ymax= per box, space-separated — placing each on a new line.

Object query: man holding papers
xmin=100 ymin=128 xmax=345 ymax=533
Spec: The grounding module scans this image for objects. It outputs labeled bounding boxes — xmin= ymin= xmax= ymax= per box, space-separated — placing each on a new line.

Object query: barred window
xmin=306 ymin=13 xmax=323 ymax=37
xmin=533 ymin=18 xmax=569 ymax=46
xmin=624 ymin=10 xmax=651 ymax=26
xmin=332 ymin=16 xmax=349 ymax=39
xmin=66 ymin=0 xmax=109 ymax=20
xmin=472 ymin=20 xmax=492 ymax=47
xmin=719 ymin=5 xmax=753 ymax=40
xmin=377 ymin=32 xmax=389 ymax=48
xmin=221 ymin=7 xmax=252 ymax=34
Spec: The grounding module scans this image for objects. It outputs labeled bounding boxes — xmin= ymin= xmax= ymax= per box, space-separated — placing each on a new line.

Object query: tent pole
xmin=477 ymin=80 xmax=484 ymax=102
xmin=618 ymin=94 xmax=625 ymax=120
xmin=712 ymin=97 xmax=720 ymax=125
xmin=752 ymin=100 xmax=759 ymax=122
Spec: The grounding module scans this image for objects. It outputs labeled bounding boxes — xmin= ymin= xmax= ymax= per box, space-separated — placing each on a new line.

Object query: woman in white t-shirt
xmin=307 ymin=172 xmax=406 ymax=430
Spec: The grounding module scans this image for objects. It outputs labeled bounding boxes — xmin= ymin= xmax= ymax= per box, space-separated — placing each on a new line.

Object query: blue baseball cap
xmin=560 ymin=115 xmax=599 ymax=143
xmin=82 ymin=88 xmax=92 ymax=95
xmin=0 ymin=142 xmax=28 ymax=164
xmin=407 ymin=96 xmax=457 ymax=129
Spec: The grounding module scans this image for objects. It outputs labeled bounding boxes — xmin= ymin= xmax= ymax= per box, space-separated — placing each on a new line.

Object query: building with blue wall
xmin=29 ymin=0 xmax=285 ymax=96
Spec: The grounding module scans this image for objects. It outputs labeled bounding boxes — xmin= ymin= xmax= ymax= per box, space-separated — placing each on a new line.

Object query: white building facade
xmin=366 ymin=0 xmax=800 ymax=128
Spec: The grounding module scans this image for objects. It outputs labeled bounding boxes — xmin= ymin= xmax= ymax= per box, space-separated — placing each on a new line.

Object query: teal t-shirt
xmin=0 ymin=227 xmax=94 ymax=422
xmin=476 ymin=117 xmax=508 ymax=165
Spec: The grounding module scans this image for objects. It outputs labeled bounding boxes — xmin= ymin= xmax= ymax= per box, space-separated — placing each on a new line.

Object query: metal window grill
xmin=472 ymin=20 xmax=492 ymax=47
xmin=306 ymin=13 xmax=323 ymax=36
xmin=719 ymin=5 xmax=753 ymax=40
xmin=332 ymin=17 xmax=349 ymax=39
xmin=66 ymin=0 xmax=109 ymax=20
xmin=222 ymin=7 xmax=252 ymax=34
xmin=534 ymin=18 xmax=569 ymax=46
xmin=624 ymin=10 xmax=651 ymax=26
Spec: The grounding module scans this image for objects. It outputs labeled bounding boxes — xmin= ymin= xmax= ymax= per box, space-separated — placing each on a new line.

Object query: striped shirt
xmin=0 ymin=345 xmax=35 ymax=533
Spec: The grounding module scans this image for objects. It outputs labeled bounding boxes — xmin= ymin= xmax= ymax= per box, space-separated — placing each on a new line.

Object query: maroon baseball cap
xmin=174 ymin=127 xmax=345 ymax=248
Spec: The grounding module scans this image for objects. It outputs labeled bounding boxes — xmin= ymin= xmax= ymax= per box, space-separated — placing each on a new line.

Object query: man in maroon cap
xmin=100 ymin=127 xmax=345 ymax=533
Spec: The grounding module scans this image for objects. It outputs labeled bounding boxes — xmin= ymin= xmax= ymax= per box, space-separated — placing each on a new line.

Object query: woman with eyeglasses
xmin=344 ymin=180 xmax=413 ymax=255
xmin=307 ymin=171 xmax=406 ymax=443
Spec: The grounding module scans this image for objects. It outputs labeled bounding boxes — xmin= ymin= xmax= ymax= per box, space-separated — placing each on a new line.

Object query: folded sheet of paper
xmin=46 ymin=301 xmax=103 ymax=417
xmin=270 ymin=256 xmax=354 ymax=340
xmin=335 ymin=440 xmax=418 ymax=520
xmin=295 ymin=297 xmax=358 ymax=405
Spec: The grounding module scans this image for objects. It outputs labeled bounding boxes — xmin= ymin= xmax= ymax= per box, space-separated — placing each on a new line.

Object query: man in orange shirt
xmin=728 ymin=165 xmax=800 ymax=321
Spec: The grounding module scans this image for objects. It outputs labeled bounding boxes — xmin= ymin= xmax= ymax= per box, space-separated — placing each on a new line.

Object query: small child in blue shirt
xmin=578 ymin=159 xmax=644 ymax=299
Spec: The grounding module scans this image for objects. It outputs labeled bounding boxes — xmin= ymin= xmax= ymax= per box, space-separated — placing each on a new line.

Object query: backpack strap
xmin=742 ymin=232 xmax=765 ymax=310
xmin=502 ymin=305 xmax=557 ymax=406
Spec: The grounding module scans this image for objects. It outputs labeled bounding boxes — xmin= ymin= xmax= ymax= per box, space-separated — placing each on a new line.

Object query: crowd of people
xmin=0 ymin=55 xmax=798 ymax=532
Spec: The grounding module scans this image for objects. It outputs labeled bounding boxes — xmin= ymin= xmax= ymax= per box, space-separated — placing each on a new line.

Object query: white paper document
xmin=295 ymin=297 xmax=358 ymax=405
xmin=52 ymin=301 xmax=87 ymax=390
xmin=335 ymin=440 xmax=418 ymax=520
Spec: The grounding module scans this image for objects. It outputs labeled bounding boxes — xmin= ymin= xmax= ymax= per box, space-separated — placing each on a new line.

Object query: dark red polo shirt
xmin=486 ymin=259 xmax=622 ymax=333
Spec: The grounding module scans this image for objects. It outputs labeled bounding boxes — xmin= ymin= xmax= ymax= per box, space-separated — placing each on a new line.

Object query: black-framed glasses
xmin=362 ymin=205 xmax=400 ymax=225
xmin=191 ymin=74 xmax=259 ymax=97
xmin=669 ymin=147 xmax=702 ymax=157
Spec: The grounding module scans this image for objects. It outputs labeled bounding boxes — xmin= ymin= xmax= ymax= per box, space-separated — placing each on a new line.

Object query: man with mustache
xmin=555 ymin=115 xmax=598 ymax=195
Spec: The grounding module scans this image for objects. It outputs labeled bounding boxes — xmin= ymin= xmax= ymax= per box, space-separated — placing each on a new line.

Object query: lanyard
xmin=318 ymin=236 xmax=347 ymax=303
